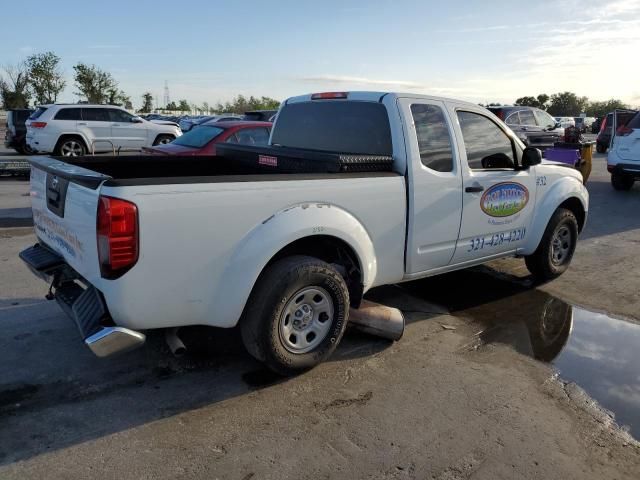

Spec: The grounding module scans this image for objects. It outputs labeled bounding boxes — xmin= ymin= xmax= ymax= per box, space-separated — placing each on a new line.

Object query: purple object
xmin=544 ymin=148 xmax=580 ymax=166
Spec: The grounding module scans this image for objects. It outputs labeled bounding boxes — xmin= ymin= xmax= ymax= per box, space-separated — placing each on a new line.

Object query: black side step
xmin=55 ymin=283 xmax=106 ymax=339
xmin=19 ymin=244 xmax=64 ymax=272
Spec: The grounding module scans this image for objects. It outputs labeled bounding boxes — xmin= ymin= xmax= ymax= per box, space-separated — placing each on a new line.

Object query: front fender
xmin=210 ymin=202 xmax=377 ymax=328
xmin=522 ymin=176 xmax=588 ymax=255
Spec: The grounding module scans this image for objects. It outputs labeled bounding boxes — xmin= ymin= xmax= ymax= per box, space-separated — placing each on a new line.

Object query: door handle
xmin=78 ymin=122 xmax=87 ymax=126
xmin=465 ymin=185 xmax=484 ymax=193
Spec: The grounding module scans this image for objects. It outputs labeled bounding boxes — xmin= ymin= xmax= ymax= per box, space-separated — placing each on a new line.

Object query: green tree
xmin=0 ymin=62 xmax=30 ymax=109
xmin=139 ymin=92 xmax=153 ymax=113
xmin=547 ymin=92 xmax=589 ymax=116
xmin=514 ymin=96 xmax=539 ymax=107
xmin=586 ymin=99 xmax=629 ymax=118
xmin=514 ymin=94 xmax=550 ymax=110
xmin=107 ymin=88 xmax=132 ymax=109
xmin=213 ymin=94 xmax=280 ymax=114
xmin=26 ymin=52 xmax=66 ymax=105
xmin=73 ymin=63 xmax=117 ymax=103
xmin=178 ymin=99 xmax=190 ymax=112
xmin=536 ymin=94 xmax=550 ymax=110
xmin=165 ymin=101 xmax=178 ymax=111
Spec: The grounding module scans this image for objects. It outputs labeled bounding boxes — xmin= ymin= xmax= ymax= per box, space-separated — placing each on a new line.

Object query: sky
xmin=2 ymin=0 xmax=639 ymax=108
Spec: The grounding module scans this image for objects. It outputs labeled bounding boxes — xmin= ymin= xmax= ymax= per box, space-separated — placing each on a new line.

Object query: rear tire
xmin=611 ymin=173 xmax=634 ymax=191
xmin=55 ymin=136 xmax=86 ymax=157
xmin=153 ymin=134 xmax=174 ymax=146
xmin=525 ymin=208 xmax=578 ymax=282
xmin=240 ymin=255 xmax=349 ymax=376
xmin=596 ymin=143 xmax=607 ymax=154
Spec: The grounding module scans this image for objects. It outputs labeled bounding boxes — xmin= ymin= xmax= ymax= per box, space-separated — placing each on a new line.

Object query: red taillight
xmin=31 ymin=122 xmax=47 ymax=129
xmin=97 ymin=196 xmax=138 ymax=278
xmin=617 ymin=125 xmax=633 ymax=136
xmin=311 ymin=92 xmax=348 ymax=100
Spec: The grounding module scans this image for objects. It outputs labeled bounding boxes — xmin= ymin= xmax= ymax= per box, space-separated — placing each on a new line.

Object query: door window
xmin=82 ymin=108 xmax=110 ymax=121
xmin=108 ymin=109 xmax=134 ymax=123
xmin=410 ymin=104 xmax=454 ymax=172
xmin=54 ymin=108 xmax=82 ymax=120
xmin=457 ymin=111 xmax=515 ymax=170
xmin=534 ymin=110 xmax=557 ymax=129
xmin=518 ymin=110 xmax=536 ymax=126
xmin=505 ymin=112 xmax=520 ymax=125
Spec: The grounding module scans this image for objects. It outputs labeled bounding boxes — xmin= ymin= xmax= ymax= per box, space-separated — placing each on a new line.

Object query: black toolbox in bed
xmin=215 ymin=144 xmax=394 ymax=173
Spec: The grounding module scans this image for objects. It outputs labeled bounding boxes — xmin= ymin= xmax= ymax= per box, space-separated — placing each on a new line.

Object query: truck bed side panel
xmin=98 ymin=175 xmax=406 ymax=330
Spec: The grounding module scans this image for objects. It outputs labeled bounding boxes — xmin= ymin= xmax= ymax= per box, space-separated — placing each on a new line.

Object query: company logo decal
xmin=480 ymin=182 xmax=529 ymax=217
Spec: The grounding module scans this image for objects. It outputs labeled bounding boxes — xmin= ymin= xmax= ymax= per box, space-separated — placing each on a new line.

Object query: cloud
xmin=299 ymin=75 xmax=423 ymax=89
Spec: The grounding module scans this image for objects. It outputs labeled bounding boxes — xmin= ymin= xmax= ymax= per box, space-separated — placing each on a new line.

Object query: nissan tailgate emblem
xmin=51 ymin=176 xmax=59 ymax=190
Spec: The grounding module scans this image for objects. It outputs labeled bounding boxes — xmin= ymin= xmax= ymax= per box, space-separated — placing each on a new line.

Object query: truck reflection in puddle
xmin=402 ymin=269 xmax=640 ymax=440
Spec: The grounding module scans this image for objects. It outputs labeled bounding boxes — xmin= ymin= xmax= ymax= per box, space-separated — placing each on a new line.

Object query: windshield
xmin=271 ymin=101 xmax=392 ymax=155
xmin=29 ymin=107 xmax=48 ymax=120
xmin=172 ymin=125 xmax=224 ymax=148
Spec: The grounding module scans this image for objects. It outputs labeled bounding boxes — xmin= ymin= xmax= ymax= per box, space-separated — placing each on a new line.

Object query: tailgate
xmin=28 ymin=156 xmax=111 ymax=284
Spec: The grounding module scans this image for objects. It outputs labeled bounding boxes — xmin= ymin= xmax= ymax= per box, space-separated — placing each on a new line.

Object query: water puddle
xmin=403 ymin=269 xmax=640 ymax=438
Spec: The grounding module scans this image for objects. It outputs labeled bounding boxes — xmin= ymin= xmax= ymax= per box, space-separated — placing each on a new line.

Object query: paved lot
xmin=1 ymin=147 xmax=639 ymax=479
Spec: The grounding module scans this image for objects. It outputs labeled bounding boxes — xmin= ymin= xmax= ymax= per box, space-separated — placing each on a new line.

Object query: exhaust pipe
xmin=165 ymin=327 xmax=187 ymax=357
xmin=348 ymin=300 xmax=405 ymax=341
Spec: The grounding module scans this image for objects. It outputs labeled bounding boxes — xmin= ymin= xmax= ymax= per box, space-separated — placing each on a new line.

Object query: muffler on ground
xmin=348 ymin=300 xmax=405 ymax=341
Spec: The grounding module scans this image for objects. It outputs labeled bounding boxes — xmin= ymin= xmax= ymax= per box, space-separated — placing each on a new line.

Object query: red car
xmin=143 ymin=120 xmax=272 ymax=155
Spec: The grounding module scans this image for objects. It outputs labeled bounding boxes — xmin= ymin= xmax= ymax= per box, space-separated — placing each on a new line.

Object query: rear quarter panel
xmin=99 ymin=175 xmax=406 ymax=330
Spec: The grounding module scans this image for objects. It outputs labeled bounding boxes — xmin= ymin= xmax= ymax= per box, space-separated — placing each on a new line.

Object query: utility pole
xmin=164 ymin=80 xmax=170 ymax=109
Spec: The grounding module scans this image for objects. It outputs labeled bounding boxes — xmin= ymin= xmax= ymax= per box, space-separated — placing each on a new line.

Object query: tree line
xmin=2 ymin=51 xmax=628 ymax=118
xmin=487 ymin=92 xmax=630 ymax=118
xmin=0 ymin=51 xmax=280 ymax=114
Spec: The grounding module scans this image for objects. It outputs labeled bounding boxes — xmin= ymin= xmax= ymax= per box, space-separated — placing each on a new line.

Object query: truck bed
xmin=35 ymin=144 xmax=395 ymax=187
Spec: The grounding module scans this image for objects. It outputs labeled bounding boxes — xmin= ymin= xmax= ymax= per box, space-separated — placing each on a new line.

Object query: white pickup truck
xmin=20 ymin=91 xmax=588 ymax=374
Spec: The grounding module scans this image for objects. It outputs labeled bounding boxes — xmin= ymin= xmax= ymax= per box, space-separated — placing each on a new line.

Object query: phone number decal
xmin=468 ymin=227 xmax=526 ymax=252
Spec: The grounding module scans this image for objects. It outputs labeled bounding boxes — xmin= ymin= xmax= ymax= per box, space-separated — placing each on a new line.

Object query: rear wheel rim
xmin=279 ymin=286 xmax=334 ymax=354
xmin=158 ymin=136 xmax=172 ymax=144
xmin=61 ymin=141 xmax=83 ymax=156
xmin=551 ymin=225 xmax=572 ymax=265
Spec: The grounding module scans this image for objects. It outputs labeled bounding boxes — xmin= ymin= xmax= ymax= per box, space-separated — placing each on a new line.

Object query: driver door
xmin=108 ymin=108 xmax=147 ymax=150
xmin=450 ymin=108 xmax=536 ymax=264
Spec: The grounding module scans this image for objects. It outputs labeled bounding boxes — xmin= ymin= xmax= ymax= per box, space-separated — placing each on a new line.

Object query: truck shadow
xmin=0 ymin=298 xmax=391 ymax=466
xmin=0 ymin=265 xmax=582 ymax=466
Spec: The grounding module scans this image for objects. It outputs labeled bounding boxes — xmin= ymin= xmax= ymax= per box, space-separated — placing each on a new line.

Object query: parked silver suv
xmin=26 ymin=104 xmax=181 ymax=156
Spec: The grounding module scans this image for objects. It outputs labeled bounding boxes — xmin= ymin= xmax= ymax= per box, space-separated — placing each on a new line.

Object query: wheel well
xmin=154 ymin=133 xmax=175 ymax=144
xmin=559 ymin=197 xmax=586 ymax=232
xmin=266 ymin=235 xmax=364 ymax=307
xmin=55 ymin=134 xmax=88 ymax=153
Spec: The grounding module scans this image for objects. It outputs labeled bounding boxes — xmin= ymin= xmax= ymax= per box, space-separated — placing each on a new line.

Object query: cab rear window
xmin=271 ymin=101 xmax=392 ymax=155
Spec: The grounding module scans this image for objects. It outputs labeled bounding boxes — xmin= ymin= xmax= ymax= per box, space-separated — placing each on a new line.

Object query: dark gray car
xmin=487 ymin=106 xmax=564 ymax=151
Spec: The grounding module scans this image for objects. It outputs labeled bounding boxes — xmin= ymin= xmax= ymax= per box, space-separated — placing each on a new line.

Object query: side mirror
xmin=554 ymin=122 xmax=562 ymax=129
xmin=131 ymin=116 xmax=143 ymax=123
xmin=522 ymin=147 xmax=542 ymax=168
